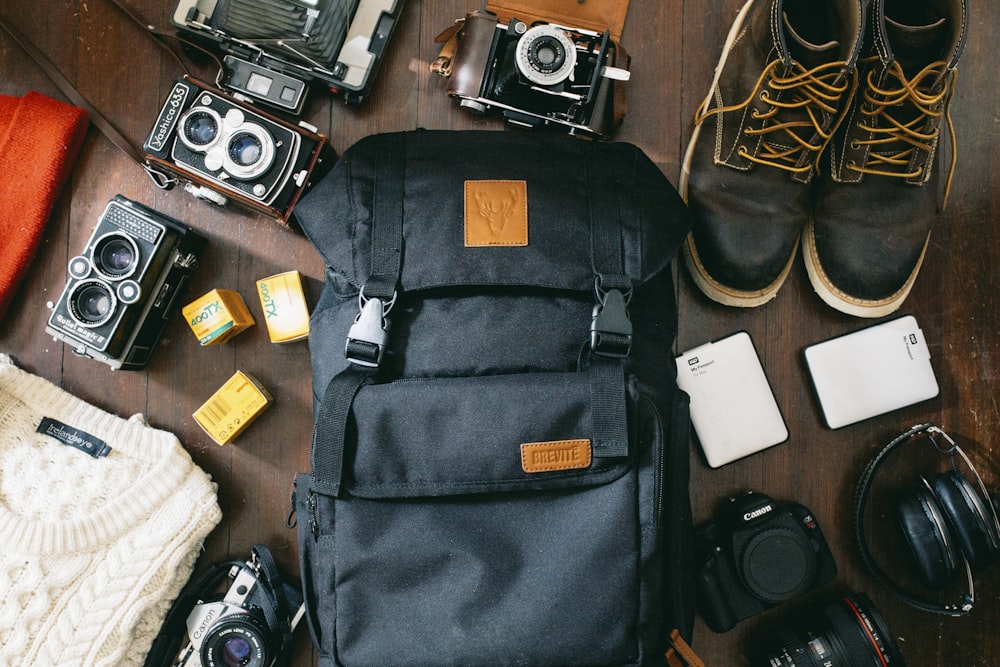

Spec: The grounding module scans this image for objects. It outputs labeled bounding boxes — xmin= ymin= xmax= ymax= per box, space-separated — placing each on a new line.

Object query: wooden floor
xmin=2 ymin=1 xmax=997 ymax=665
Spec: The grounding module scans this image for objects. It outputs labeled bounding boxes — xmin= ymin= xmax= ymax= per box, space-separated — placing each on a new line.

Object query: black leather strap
xmin=853 ymin=423 xmax=977 ymax=616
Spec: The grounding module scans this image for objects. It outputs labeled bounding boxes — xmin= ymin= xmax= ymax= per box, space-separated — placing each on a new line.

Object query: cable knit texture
xmin=0 ymin=354 xmax=222 ymax=666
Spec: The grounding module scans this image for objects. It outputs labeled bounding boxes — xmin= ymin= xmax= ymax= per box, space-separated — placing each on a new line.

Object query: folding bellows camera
xmin=437 ymin=2 xmax=631 ymax=139
xmin=46 ymin=196 xmax=204 ymax=370
xmin=170 ymin=0 xmax=405 ymax=111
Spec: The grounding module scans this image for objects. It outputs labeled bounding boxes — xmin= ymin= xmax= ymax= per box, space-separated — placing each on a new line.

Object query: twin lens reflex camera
xmin=143 ymin=77 xmax=333 ymax=225
xmin=696 ymin=491 xmax=837 ymax=633
xmin=440 ymin=10 xmax=631 ymax=139
xmin=45 ymin=196 xmax=204 ymax=371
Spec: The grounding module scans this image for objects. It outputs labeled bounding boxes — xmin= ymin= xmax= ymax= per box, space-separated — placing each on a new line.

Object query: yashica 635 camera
xmin=170 ymin=0 xmax=406 ymax=111
xmin=143 ymin=76 xmax=334 ymax=225
xmin=46 ymin=196 xmax=204 ymax=371
xmin=696 ymin=491 xmax=837 ymax=632
xmin=435 ymin=9 xmax=631 ymax=138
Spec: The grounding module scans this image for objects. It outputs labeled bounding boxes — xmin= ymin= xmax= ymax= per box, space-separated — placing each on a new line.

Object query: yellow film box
xmin=182 ymin=288 xmax=256 ymax=346
xmin=193 ymin=371 xmax=273 ymax=445
xmin=256 ymin=271 xmax=310 ymax=343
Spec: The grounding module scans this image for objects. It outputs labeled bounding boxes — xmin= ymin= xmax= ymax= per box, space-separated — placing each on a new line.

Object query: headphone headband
xmin=853 ymin=423 xmax=999 ymax=616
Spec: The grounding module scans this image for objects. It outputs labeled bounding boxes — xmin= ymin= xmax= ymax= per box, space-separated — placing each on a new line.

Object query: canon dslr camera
xmin=696 ymin=491 xmax=837 ymax=632
xmin=46 ymin=196 xmax=204 ymax=370
xmin=172 ymin=546 xmax=304 ymax=667
xmin=439 ymin=10 xmax=630 ymax=138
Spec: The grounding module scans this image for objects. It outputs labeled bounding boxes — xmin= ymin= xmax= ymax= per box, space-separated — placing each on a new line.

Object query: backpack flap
xmin=294 ymin=130 xmax=690 ymax=296
xmin=345 ymin=371 xmax=633 ymax=499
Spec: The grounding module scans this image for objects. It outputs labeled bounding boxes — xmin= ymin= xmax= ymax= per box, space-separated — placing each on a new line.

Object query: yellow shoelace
xmin=695 ymin=59 xmax=857 ymax=174
xmin=847 ymin=58 xmax=958 ymax=206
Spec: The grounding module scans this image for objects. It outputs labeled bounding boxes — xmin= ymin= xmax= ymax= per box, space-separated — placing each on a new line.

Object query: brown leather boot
xmin=681 ymin=0 xmax=869 ymax=307
xmin=805 ymin=0 xmax=967 ymax=317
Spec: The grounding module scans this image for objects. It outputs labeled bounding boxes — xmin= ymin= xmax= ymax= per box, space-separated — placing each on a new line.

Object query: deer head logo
xmin=475 ymin=187 xmax=520 ymax=234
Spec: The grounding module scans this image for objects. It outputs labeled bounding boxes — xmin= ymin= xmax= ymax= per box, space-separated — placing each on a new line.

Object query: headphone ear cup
xmin=929 ymin=470 xmax=1000 ymax=569
xmin=894 ymin=481 xmax=958 ymax=589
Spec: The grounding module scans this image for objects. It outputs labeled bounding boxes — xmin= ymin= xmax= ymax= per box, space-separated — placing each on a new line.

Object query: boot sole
xmin=679 ymin=0 xmax=791 ymax=308
xmin=801 ymin=218 xmax=929 ymax=318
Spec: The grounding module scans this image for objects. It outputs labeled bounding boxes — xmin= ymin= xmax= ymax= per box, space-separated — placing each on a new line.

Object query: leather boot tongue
xmin=782 ymin=11 xmax=840 ymax=69
xmin=886 ymin=16 xmax=948 ymax=75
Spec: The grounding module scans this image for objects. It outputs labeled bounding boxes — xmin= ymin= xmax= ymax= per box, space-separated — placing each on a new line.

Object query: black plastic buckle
xmin=590 ymin=281 xmax=632 ymax=358
xmin=345 ymin=291 xmax=395 ymax=367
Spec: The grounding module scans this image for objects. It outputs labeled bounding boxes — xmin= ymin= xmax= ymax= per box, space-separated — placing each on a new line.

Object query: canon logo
xmin=743 ymin=504 xmax=773 ymax=521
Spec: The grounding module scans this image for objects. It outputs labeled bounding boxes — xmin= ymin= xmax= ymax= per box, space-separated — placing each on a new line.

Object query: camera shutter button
xmin=740 ymin=526 xmax=817 ymax=604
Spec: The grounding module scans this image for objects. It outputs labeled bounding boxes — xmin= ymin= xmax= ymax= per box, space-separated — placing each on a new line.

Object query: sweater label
xmin=37 ymin=417 xmax=111 ymax=458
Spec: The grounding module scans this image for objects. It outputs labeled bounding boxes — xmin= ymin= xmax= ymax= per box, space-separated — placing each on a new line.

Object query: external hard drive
xmin=676 ymin=331 xmax=788 ymax=468
xmin=803 ymin=315 xmax=939 ymax=429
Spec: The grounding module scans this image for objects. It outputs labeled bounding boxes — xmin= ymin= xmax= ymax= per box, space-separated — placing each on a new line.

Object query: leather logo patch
xmin=464 ymin=180 xmax=528 ymax=246
xmin=520 ymin=439 xmax=592 ymax=473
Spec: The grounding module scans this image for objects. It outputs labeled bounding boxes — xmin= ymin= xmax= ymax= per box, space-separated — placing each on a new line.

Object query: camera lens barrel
xmin=514 ymin=25 xmax=577 ymax=86
xmin=92 ymin=233 xmax=140 ymax=280
xmin=200 ymin=613 xmax=272 ymax=667
xmin=68 ymin=279 xmax=117 ymax=327
xmin=748 ymin=593 xmax=905 ymax=667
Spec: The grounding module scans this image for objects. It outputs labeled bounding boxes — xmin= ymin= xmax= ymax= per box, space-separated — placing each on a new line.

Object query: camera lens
xmin=183 ymin=110 xmax=219 ymax=146
xmin=514 ymin=25 xmax=577 ymax=86
xmin=229 ymin=132 xmax=264 ymax=167
xmin=69 ymin=280 xmax=116 ymax=327
xmin=92 ymin=233 xmax=139 ymax=280
xmin=220 ymin=123 xmax=275 ymax=181
xmin=748 ymin=593 xmax=905 ymax=667
xmin=201 ymin=616 xmax=270 ymax=667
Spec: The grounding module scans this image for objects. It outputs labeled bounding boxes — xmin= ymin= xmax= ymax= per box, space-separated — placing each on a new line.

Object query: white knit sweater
xmin=0 ymin=355 xmax=222 ymax=666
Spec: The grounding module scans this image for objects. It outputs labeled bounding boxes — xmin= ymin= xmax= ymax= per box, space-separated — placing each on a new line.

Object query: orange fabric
xmin=0 ymin=91 xmax=89 ymax=321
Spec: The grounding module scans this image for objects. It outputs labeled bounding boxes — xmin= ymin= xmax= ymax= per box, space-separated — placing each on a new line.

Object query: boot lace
xmin=847 ymin=59 xmax=958 ymax=205
xmin=695 ymin=59 xmax=857 ymax=175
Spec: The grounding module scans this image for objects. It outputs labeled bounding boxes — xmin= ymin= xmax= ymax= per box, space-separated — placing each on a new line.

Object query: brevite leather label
xmin=464 ymin=180 xmax=528 ymax=247
xmin=520 ymin=439 xmax=592 ymax=473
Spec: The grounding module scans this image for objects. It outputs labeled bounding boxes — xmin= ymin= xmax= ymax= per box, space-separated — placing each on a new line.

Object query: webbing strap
xmin=312 ymin=134 xmax=405 ymax=496
xmin=586 ymin=143 xmax=632 ymax=458
xmin=363 ymin=133 xmax=405 ymax=300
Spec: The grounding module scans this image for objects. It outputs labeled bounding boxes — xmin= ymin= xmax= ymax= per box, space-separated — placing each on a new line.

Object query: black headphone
xmin=853 ymin=423 xmax=1000 ymax=616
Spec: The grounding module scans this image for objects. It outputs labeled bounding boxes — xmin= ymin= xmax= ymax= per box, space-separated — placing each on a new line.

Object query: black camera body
xmin=441 ymin=10 xmax=630 ymax=139
xmin=143 ymin=76 xmax=334 ymax=225
xmin=696 ymin=491 xmax=837 ymax=632
xmin=174 ymin=549 xmax=304 ymax=667
xmin=45 ymin=196 xmax=204 ymax=370
xmin=170 ymin=0 xmax=405 ymax=110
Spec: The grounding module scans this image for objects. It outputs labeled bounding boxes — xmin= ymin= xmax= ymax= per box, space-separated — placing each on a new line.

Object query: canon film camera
xmin=45 ymin=196 xmax=204 ymax=371
xmin=172 ymin=546 xmax=304 ymax=667
xmin=696 ymin=491 xmax=837 ymax=633
xmin=143 ymin=76 xmax=334 ymax=225
xmin=170 ymin=0 xmax=405 ymax=112
xmin=438 ymin=9 xmax=630 ymax=139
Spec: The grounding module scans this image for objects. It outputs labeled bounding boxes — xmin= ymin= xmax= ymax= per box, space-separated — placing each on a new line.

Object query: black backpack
xmin=292 ymin=130 xmax=695 ymax=667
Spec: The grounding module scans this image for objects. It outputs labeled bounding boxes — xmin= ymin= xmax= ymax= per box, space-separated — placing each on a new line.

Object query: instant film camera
xmin=170 ymin=0 xmax=406 ymax=111
xmin=433 ymin=0 xmax=632 ymax=139
xmin=46 ymin=196 xmax=204 ymax=370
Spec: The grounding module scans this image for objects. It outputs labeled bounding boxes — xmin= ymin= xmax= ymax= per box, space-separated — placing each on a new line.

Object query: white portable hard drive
xmin=675 ymin=331 xmax=788 ymax=468
xmin=803 ymin=315 xmax=939 ymax=429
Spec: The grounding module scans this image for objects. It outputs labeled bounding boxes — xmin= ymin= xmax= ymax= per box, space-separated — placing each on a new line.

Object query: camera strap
xmin=142 ymin=544 xmax=304 ymax=667
xmin=0 ymin=0 xmax=222 ymax=168
xmin=852 ymin=423 xmax=997 ymax=616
